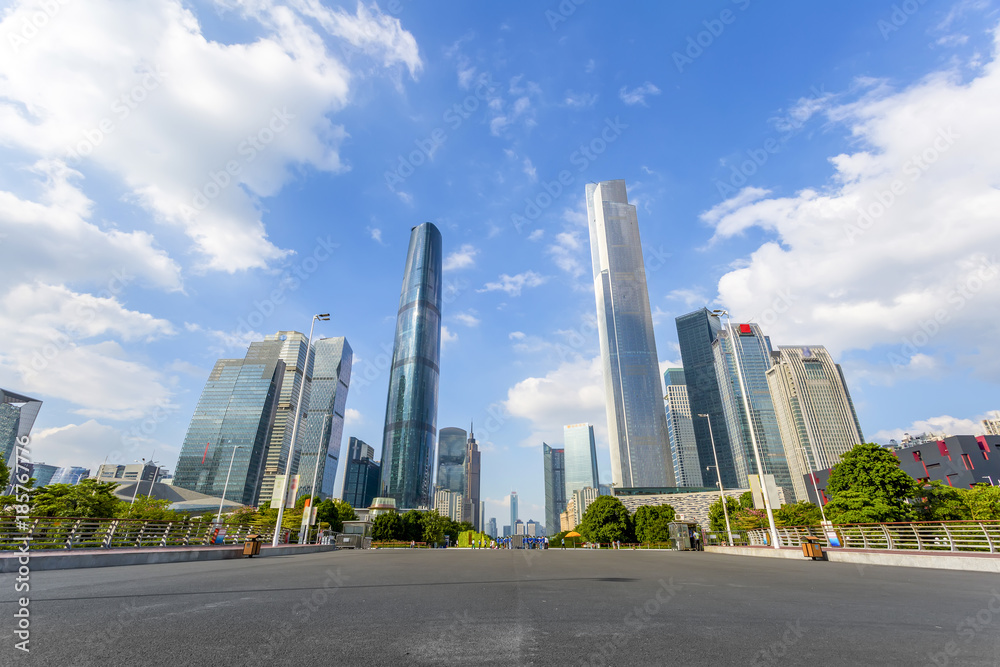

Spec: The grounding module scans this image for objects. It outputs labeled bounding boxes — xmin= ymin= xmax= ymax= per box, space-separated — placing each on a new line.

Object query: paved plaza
xmin=2 ymin=548 xmax=999 ymax=665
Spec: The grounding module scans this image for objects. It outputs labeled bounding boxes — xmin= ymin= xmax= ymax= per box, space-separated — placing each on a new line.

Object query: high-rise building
xmin=563 ymin=424 xmax=598 ymax=498
xmin=526 ymin=520 xmax=541 ymax=537
xmin=342 ymin=437 xmax=381 ymax=509
xmin=514 ymin=519 xmax=525 ymax=535
xmin=766 ymin=346 xmax=865 ymax=503
xmin=295 ymin=337 xmax=352 ymax=501
xmin=258 ymin=332 xmax=313 ymax=506
xmin=174 ymin=340 xmax=285 ymax=506
xmin=380 ymin=222 xmax=443 ymax=509
xmin=436 ymin=427 xmax=467 ymax=494
xmin=983 ymin=413 xmax=1000 ymax=436
xmin=26 ymin=463 xmax=58 ymax=487
xmin=49 ymin=466 xmax=90 ymax=485
xmin=433 ymin=486 xmax=464 ymax=522
xmin=586 ymin=180 xmax=674 ymax=487
xmin=570 ymin=485 xmax=611 ymax=526
xmin=713 ymin=322 xmax=793 ymax=501
xmin=543 ymin=443 xmax=567 ymax=537
xmin=487 ymin=517 xmax=497 ymax=539
xmin=663 ymin=369 xmax=704 ymax=488
xmin=1 ymin=389 xmax=42 ymax=468
xmin=510 ymin=490 xmax=518 ymax=530
xmin=676 ymin=308 xmax=738 ymax=489
xmin=464 ymin=426 xmax=482 ymax=529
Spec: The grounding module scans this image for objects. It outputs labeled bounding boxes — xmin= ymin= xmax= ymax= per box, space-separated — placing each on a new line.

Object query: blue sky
xmin=2 ymin=0 xmax=999 ymax=527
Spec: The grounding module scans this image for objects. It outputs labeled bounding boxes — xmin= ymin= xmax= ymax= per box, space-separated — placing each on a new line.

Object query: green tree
xmin=825 ymin=443 xmax=920 ymax=522
xmin=579 ymin=496 xmax=635 ymax=544
xmin=115 ymin=495 xmax=176 ymax=520
xmin=732 ymin=508 xmax=769 ymax=530
xmin=31 ymin=479 xmax=121 ymax=518
xmin=0 ymin=455 xmax=9 ymax=491
xmin=913 ymin=481 xmax=970 ymax=521
xmin=633 ymin=504 xmax=676 ymax=543
xmin=707 ymin=496 xmax=741 ymax=532
xmin=774 ymin=501 xmax=822 ymax=527
xmin=738 ymin=491 xmax=755 ymax=509
xmin=371 ymin=512 xmax=403 ymax=541
xmin=421 ymin=510 xmax=448 ymax=545
xmin=964 ymin=484 xmax=1000 ymax=520
xmin=224 ymin=505 xmax=258 ymax=525
xmin=315 ymin=499 xmax=357 ymax=532
xmin=401 ymin=509 xmax=424 ymax=542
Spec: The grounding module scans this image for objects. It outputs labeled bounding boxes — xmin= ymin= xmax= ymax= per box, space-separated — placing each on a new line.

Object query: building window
xmin=961 ymin=453 xmax=974 ymax=471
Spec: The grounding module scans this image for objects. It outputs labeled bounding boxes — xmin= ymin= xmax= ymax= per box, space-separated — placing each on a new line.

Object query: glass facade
xmin=380 ymin=222 xmax=442 ymax=509
xmin=436 ymin=427 xmax=467 ymax=494
xmin=675 ymin=309 xmax=740 ymax=489
xmin=49 ymin=466 xmax=90 ymax=485
xmin=663 ymin=369 xmax=704 ymax=487
xmin=713 ymin=323 xmax=793 ymax=500
xmin=342 ymin=437 xmax=381 ymax=509
xmin=543 ymin=443 xmax=566 ymax=537
xmin=295 ymin=337 xmax=352 ymax=502
xmin=767 ymin=346 xmax=865 ymax=503
xmin=563 ymin=423 xmax=599 ymax=497
xmin=1 ymin=389 xmax=42 ymax=467
xmin=510 ymin=491 xmax=518 ymax=530
xmin=173 ymin=341 xmax=285 ymax=506
xmin=464 ymin=429 xmax=481 ymax=529
xmin=586 ymin=180 xmax=674 ymax=487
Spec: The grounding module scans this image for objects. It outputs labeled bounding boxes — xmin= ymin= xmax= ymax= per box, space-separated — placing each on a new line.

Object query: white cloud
xmin=509 ymin=331 xmax=526 ymax=340
xmin=564 ymin=90 xmax=598 ymax=108
xmin=503 ymin=356 xmax=607 ymax=448
xmin=368 ymin=226 xmax=383 ymax=243
xmin=443 ymin=244 xmax=479 ymax=271
xmin=441 ymin=325 xmax=458 ymax=345
xmin=706 ymin=27 xmax=1000 ymax=378
xmin=479 ymin=271 xmax=547 ymax=296
xmin=0 ymin=0 xmax=420 ymax=272
xmin=667 ymin=288 xmax=708 ymax=307
xmin=547 ymin=230 xmax=586 ymax=278
xmin=619 ymin=82 xmax=661 ymax=106
xmin=872 ymin=414 xmax=986 ymax=443
xmin=344 ymin=407 xmax=363 ymax=426
xmin=454 ymin=312 xmax=481 ymax=327
xmin=523 ymin=158 xmax=537 ymax=181
xmin=527 ymin=229 xmax=544 ymax=241
xmin=29 ymin=419 xmax=179 ymax=471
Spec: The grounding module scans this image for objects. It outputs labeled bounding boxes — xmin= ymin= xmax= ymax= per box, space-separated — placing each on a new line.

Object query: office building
xmin=676 ymin=308 xmax=739 ymax=489
xmin=295 ymin=337 xmax=352 ymax=501
xmin=983 ymin=413 xmax=1000 ymax=436
xmin=510 ymin=490 xmax=518 ymax=530
xmin=49 ymin=466 xmax=90 ymax=485
xmin=436 ymin=427 xmax=467 ymax=494
xmin=433 ymin=486 xmax=464 ymax=522
xmin=525 ymin=520 xmax=542 ymax=537
xmin=564 ymin=423 xmax=599 ymax=498
xmin=487 ymin=517 xmax=497 ymax=539
xmin=97 ymin=462 xmax=167 ymax=485
xmin=570 ymin=485 xmax=611 ymax=526
xmin=514 ymin=519 xmax=525 ymax=535
xmin=586 ymin=180 xmax=675 ymax=487
xmin=174 ymin=340 xmax=285 ymax=506
xmin=766 ymin=346 xmax=865 ymax=503
xmin=1 ymin=389 xmax=42 ymax=468
xmin=663 ymin=369 xmax=704 ymax=488
xmin=502 ymin=525 xmax=511 ymax=538
xmin=380 ymin=222 xmax=443 ymax=509
xmin=543 ymin=443 xmax=567 ymax=537
xmin=713 ymin=322 xmax=794 ymax=501
xmin=463 ymin=427 xmax=482 ymax=529
xmin=342 ymin=437 xmax=381 ymax=509
xmin=26 ymin=462 xmax=58 ymax=487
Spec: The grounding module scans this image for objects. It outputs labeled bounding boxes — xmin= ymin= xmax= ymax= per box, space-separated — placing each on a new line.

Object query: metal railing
xmin=705 ymin=521 xmax=1000 ymax=553
xmin=0 ymin=516 xmax=290 ymax=550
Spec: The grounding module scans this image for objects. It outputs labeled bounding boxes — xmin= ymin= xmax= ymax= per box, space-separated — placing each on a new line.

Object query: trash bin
xmin=802 ymin=537 xmax=824 ymax=560
xmin=243 ymin=534 xmax=262 ymax=558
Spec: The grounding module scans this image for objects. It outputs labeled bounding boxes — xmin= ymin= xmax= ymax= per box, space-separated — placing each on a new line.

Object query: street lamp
xmin=129 ymin=458 xmax=146 ymax=507
xmin=699 ymin=414 xmax=733 ymax=547
xmin=272 ymin=313 xmax=329 ymax=547
xmin=217 ymin=445 xmax=243 ymax=523
xmin=146 ymin=461 xmax=161 ymax=499
xmin=710 ymin=309 xmax=780 ymax=549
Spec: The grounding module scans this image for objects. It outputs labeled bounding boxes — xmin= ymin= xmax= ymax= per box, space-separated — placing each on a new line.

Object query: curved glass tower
xmin=379 ymin=222 xmax=442 ymax=509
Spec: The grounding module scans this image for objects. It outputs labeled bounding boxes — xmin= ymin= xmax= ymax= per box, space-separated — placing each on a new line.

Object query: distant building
xmin=766 ymin=346 xmax=864 ymax=503
xmin=50 ymin=466 xmax=90 ymax=485
xmin=983 ymin=413 xmax=1000 ymax=436
xmin=570 ymin=485 xmax=611 ymax=526
xmin=502 ymin=525 xmax=511 ymax=537
xmin=342 ymin=437 xmax=381 ymax=509
xmin=526 ymin=520 xmax=542 ymax=537
xmin=97 ymin=462 xmax=167 ymax=485
xmin=561 ymin=495 xmax=578 ymax=531
xmin=464 ymin=427 xmax=482 ymax=530
xmin=564 ymin=423 xmax=598 ymax=499
xmin=434 ymin=486 xmax=464 ymax=522
xmin=436 ymin=427 xmax=467 ymax=495
xmin=26 ymin=463 xmax=58 ymax=487
xmin=514 ymin=519 xmax=525 ymax=535
xmin=487 ymin=517 xmax=497 ymax=539
xmin=1 ymin=389 xmax=42 ymax=468
xmin=510 ymin=491 xmax=518 ymax=530
xmin=614 ymin=487 xmax=749 ymax=529
xmin=663 ymin=369 xmax=704 ymax=487
xmin=543 ymin=443 xmax=567 ymax=536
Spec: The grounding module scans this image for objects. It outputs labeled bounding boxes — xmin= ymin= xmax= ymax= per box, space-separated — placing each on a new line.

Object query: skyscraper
xmin=663 ymin=369 xmax=704 ymax=487
xmin=174 ymin=341 xmax=285 ymax=506
xmin=487 ymin=517 xmax=497 ymax=539
xmin=380 ymin=222 xmax=443 ymax=509
xmin=436 ymin=427 xmax=467 ymax=494
xmin=713 ymin=322 xmax=793 ymax=500
xmin=295 ymin=337 xmax=352 ymax=501
xmin=1 ymin=389 xmax=42 ymax=468
xmin=563 ymin=423 xmax=599 ymax=497
xmin=510 ymin=490 xmax=518 ymax=530
xmin=586 ymin=180 xmax=674 ymax=487
xmin=983 ymin=412 xmax=1000 ymax=436
xmin=543 ymin=443 xmax=566 ymax=537
xmin=676 ymin=308 xmax=739 ymax=489
xmin=767 ymin=346 xmax=865 ymax=503
xmin=342 ymin=437 xmax=381 ymax=509
xmin=463 ymin=426 xmax=482 ymax=529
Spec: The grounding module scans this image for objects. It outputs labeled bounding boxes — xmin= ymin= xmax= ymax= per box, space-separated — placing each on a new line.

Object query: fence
xmin=705 ymin=521 xmax=1000 ymax=554
xmin=0 ymin=516 xmax=290 ymax=550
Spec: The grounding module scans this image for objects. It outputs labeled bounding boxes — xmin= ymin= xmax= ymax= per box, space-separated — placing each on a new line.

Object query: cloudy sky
xmin=2 ymin=0 xmax=999 ymax=526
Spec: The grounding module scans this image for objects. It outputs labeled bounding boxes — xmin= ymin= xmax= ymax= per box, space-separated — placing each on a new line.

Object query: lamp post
xmin=711 ymin=309 xmax=780 ymax=549
xmin=146 ymin=462 xmax=160 ymax=499
xmin=129 ymin=458 xmax=146 ymax=507
xmin=700 ymin=414 xmax=733 ymax=547
xmin=272 ymin=313 xmax=329 ymax=547
xmin=217 ymin=445 xmax=243 ymax=523
xmin=300 ymin=438 xmax=325 ymax=545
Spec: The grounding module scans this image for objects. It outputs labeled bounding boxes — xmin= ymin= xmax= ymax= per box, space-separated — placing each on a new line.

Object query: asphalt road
xmin=2 ymin=548 xmax=999 ymax=666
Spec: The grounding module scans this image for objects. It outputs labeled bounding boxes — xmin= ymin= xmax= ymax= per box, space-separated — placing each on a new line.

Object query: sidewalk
xmin=704 ymin=544 xmax=1000 ymax=572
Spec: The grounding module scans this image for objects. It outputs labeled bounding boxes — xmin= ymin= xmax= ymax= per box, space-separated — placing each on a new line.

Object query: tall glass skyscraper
xmin=436 ymin=427 xmax=467 ymax=494
xmin=463 ymin=427 xmax=481 ymax=529
xmin=767 ymin=346 xmax=864 ymax=503
xmin=1 ymin=389 xmax=42 ymax=468
xmin=342 ymin=437 xmax=380 ymax=509
xmin=380 ymin=222 xmax=443 ymax=509
xmin=586 ymin=180 xmax=674 ymax=487
xmin=543 ymin=443 xmax=566 ymax=537
xmin=563 ymin=423 xmax=599 ymax=497
xmin=295 ymin=337 xmax=352 ymax=501
xmin=676 ymin=308 xmax=739 ymax=489
xmin=663 ymin=369 xmax=704 ymax=487
xmin=510 ymin=490 xmax=518 ymax=531
xmin=174 ymin=341 xmax=285 ymax=505
xmin=713 ymin=322 xmax=793 ymax=500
